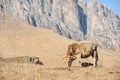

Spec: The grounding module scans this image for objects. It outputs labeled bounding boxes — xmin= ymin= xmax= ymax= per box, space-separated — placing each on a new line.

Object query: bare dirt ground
xmin=0 ymin=20 xmax=120 ymax=80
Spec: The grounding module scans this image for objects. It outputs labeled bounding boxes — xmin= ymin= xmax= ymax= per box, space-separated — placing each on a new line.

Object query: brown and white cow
xmin=63 ymin=41 xmax=98 ymax=67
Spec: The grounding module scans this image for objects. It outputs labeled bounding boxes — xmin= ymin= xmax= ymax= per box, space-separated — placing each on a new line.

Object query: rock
xmin=0 ymin=0 xmax=119 ymax=50
xmin=29 ymin=56 xmax=44 ymax=65
xmin=0 ymin=56 xmax=43 ymax=65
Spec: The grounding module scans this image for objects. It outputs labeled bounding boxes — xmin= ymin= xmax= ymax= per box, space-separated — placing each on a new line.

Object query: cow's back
xmin=79 ymin=41 xmax=97 ymax=56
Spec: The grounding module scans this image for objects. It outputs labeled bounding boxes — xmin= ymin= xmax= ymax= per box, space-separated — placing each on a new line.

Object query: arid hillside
xmin=0 ymin=0 xmax=120 ymax=50
xmin=0 ymin=20 xmax=120 ymax=80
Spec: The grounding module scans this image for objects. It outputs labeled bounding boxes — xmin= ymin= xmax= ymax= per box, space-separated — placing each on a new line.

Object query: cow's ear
xmin=68 ymin=46 xmax=72 ymax=52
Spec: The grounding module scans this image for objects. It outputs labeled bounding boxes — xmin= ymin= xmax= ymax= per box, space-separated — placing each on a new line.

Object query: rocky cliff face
xmin=0 ymin=0 xmax=120 ymax=50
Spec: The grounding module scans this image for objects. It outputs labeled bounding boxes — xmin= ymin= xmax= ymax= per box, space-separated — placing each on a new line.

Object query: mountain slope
xmin=0 ymin=20 xmax=76 ymax=66
xmin=78 ymin=0 xmax=120 ymax=50
xmin=0 ymin=20 xmax=74 ymax=56
xmin=0 ymin=0 xmax=120 ymax=50
xmin=0 ymin=20 xmax=120 ymax=80
xmin=0 ymin=20 xmax=120 ymax=66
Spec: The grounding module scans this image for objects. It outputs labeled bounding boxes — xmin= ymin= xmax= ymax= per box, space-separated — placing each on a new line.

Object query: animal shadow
xmin=81 ymin=62 xmax=93 ymax=67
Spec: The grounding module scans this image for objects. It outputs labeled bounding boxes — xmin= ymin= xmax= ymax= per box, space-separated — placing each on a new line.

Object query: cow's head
xmin=63 ymin=45 xmax=73 ymax=60
xmin=63 ymin=43 xmax=79 ymax=60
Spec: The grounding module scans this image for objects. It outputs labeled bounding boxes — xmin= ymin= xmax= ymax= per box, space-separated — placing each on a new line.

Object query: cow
xmin=63 ymin=41 xmax=98 ymax=67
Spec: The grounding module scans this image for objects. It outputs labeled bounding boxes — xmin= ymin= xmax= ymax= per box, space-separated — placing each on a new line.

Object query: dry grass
xmin=0 ymin=61 xmax=120 ymax=80
xmin=0 ymin=20 xmax=120 ymax=80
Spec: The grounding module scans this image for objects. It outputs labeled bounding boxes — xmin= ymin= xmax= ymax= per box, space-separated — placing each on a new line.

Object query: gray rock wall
xmin=0 ymin=0 xmax=120 ymax=50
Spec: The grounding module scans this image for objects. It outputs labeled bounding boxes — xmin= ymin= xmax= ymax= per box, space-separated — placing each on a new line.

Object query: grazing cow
xmin=63 ymin=41 xmax=98 ymax=67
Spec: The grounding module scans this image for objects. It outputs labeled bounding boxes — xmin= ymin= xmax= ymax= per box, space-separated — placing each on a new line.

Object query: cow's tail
xmin=95 ymin=46 xmax=98 ymax=61
xmin=96 ymin=50 xmax=98 ymax=61
xmin=93 ymin=44 xmax=98 ymax=61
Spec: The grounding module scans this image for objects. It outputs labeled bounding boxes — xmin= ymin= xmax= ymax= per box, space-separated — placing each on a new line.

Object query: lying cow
xmin=63 ymin=41 xmax=98 ymax=67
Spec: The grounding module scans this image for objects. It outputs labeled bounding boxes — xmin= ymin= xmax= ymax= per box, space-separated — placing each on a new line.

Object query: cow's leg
xmin=68 ymin=59 xmax=73 ymax=67
xmin=93 ymin=51 xmax=98 ymax=67
xmin=68 ymin=56 xmax=76 ymax=67
xmin=76 ymin=54 xmax=82 ymax=66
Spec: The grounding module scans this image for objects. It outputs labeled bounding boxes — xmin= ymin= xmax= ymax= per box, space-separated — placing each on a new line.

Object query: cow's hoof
xmin=93 ymin=65 xmax=97 ymax=67
xmin=68 ymin=60 xmax=72 ymax=67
